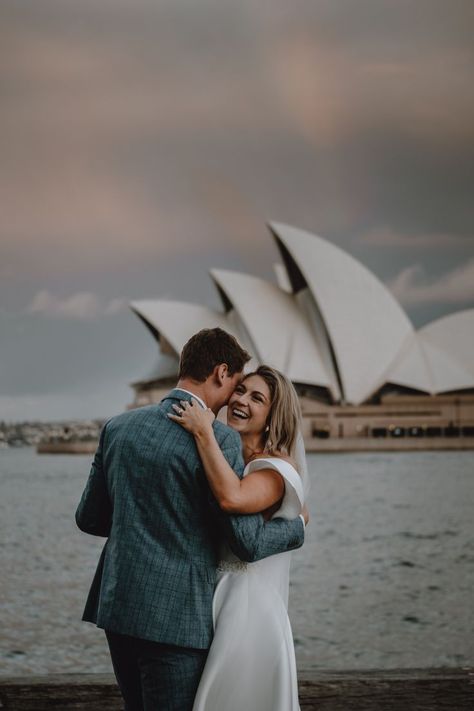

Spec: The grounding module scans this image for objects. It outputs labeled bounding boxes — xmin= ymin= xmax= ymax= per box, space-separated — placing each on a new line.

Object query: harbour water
xmin=1 ymin=448 xmax=473 ymax=675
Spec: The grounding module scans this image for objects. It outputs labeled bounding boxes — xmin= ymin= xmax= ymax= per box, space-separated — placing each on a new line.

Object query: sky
xmin=1 ymin=0 xmax=473 ymax=421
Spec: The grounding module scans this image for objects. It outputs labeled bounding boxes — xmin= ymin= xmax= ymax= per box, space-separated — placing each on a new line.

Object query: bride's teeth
xmin=233 ymin=408 xmax=248 ymax=419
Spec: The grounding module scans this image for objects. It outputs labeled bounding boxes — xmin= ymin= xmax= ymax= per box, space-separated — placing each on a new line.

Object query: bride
xmin=170 ymin=365 xmax=309 ymax=711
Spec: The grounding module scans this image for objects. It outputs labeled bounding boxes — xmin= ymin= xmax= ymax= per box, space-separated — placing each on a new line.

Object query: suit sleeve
xmin=208 ymin=430 xmax=305 ymax=562
xmin=75 ymin=424 xmax=112 ymax=537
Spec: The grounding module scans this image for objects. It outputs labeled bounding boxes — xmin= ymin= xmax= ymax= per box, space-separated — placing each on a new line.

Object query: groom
xmin=76 ymin=327 xmax=305 ymax=711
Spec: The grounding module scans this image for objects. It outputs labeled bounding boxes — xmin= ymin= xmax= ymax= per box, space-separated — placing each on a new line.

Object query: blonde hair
xmin=244 ymin=365 xmax=302 ymax=458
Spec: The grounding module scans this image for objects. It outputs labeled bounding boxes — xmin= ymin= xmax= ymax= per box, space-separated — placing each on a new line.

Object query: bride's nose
xmin=234 ymin=393 xmax=249 ymax=407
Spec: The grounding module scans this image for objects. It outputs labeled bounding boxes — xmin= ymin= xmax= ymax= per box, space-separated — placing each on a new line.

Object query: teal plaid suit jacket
xmin=76 ymin=389 xmax=305 ymax=649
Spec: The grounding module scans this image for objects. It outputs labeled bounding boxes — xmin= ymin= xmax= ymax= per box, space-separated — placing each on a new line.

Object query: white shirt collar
xmin=173 ymin=388 xmax=207 ymax=410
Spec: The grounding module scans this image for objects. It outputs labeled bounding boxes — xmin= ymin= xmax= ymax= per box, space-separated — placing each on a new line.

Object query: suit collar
xmin=165 ymin=388 xmax=207 ymax=409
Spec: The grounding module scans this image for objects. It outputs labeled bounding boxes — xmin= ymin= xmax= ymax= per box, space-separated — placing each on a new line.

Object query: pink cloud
xmin=387 ymin=260 xmax=474 ymax=306
xmin=359 ymin=228 xmax=472 ymax=248
xmin=27 ymin=290 xmax=126 ymax=320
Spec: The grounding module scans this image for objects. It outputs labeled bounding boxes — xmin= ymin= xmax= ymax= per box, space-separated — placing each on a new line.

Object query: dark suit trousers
xmin=105 ymin=630 xmax=208 ymax=711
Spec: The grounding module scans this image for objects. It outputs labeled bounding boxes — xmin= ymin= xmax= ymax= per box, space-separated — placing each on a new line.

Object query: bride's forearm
xmin=194 ymin=429 xmax=245 ymax=512
xmin=194 ymin=428 xmax=284 ymax=514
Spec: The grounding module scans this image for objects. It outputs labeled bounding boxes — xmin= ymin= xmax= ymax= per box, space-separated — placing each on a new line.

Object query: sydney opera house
xmin=129 ymin=223 xmax=474 ymax=451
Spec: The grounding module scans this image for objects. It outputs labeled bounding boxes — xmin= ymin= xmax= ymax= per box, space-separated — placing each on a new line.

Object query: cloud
xmin=1 ymin=0 xmax=473 ymax=278
xmin=26 ymin=291 xmax=127 ymax=320
xmin=387 ymin=260 xmax=474 ymax=306
xmin=359 ymin=228 xmax=473 ymax=248
xmin=265 ymin=0 xmax=474 ymax=149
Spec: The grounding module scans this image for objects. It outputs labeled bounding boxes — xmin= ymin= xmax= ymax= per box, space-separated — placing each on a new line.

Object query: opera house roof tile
xmin=269 ymin=222 xmax=415 ymax=404
xmin=210 ymin=268 xmax=333 ymax=391
xmin=383 ymin=334 xmax=435 ymax=394
xmin=130 ymin=300 xmax=235 ymax=356
xmin=418 ymin=309 xmax=474 ymax=378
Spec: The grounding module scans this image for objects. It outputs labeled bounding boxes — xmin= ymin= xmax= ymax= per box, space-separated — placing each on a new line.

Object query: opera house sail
xmin=129 ymin=223 xmax=474 ymax=452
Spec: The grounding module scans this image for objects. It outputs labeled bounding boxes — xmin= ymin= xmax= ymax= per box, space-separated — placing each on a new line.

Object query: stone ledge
xmin=0 ymin=669 xmax=472 ymax=710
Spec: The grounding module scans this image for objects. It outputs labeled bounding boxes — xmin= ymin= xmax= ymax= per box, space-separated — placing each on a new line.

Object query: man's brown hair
xmin=178 ymin=328 xmax=251 ymax=382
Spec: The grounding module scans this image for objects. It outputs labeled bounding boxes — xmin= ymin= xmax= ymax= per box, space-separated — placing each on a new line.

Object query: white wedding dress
xmin=193 ymin=457 xmax=305 ymax=711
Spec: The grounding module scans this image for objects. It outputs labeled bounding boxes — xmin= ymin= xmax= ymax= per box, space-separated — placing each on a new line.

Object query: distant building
xmin=129 ymin=223 xmax=474 ymax=451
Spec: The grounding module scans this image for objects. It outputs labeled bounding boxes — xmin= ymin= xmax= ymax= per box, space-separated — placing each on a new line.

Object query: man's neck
xmin=175 ymin=379 xmax=209 ymax=408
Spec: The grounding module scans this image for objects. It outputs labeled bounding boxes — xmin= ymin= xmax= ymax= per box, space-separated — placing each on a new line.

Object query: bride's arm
xmin=169 ymin=399 xmax=284 ymax=514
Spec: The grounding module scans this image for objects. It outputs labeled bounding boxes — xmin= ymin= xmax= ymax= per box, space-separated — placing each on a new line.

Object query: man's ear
xmin=214 ymin=363 xmax=229 ymax=386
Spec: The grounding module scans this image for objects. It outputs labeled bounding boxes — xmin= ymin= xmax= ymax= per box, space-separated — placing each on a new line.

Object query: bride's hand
xmin=301 ymin=504 xmax=309 ymax=526
xmin=168 ymin=399 xmax=215 ymax=436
